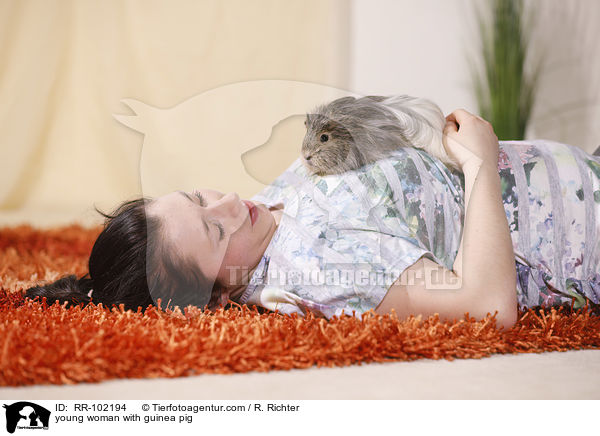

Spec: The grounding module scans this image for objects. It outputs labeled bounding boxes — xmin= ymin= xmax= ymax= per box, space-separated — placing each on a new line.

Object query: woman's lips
xmin=243 ymin=200 xmax=258 ymax=226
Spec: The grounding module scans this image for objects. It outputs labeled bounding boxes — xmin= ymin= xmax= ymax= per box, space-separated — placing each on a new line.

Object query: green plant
xmin=468 ymin=0 xmax=545 ymax=140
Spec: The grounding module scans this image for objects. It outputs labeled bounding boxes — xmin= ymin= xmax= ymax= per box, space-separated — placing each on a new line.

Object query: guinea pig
xmin=301 ymin=94 xmax=460 ymax=176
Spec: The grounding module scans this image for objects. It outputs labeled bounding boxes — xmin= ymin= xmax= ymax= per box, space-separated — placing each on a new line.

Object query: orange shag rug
xmin=1 ymin=224 xmax=599 ymax=387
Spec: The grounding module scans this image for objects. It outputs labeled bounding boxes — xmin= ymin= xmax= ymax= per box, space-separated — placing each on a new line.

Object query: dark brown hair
xmin=24 ymin=197 xmax=220 ymax=313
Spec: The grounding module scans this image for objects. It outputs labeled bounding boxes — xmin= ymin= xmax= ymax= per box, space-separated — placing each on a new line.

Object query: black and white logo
xmin=2 ymin=402 xmax=50 ymax=433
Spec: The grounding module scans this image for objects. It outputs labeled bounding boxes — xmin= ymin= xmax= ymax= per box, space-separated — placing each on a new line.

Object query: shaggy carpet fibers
xmin=1 ymin=224 xmax=599 ymax=387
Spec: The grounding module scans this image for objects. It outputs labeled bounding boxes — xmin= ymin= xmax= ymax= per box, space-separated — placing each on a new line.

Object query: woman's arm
xmin=452 ymin=158 xmax=517 ymax=318
xmin=374 ymin=109 xmax=518 ymax=330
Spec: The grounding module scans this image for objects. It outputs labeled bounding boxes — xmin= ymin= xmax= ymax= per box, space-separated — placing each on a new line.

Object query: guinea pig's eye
xmin=320 ymin=134 xmax=329 ymax=143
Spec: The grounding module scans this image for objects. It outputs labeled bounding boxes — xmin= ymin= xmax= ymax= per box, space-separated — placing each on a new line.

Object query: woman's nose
xmin=208 ymin=192 xmax=245 ymax=222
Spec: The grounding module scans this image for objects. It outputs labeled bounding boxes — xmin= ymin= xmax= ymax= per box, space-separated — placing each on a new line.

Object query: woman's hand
xmin=442 ymin=109 xmax=499 ymax=171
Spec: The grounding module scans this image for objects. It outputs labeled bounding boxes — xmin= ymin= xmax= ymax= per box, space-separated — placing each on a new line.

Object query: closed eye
xmin=191 ymin=190 xmax=225 ymax=241
xmin=216 ymin=223 xmax=224 ymax=240
xmin=193 ymin=190 xmax=207 ymax=206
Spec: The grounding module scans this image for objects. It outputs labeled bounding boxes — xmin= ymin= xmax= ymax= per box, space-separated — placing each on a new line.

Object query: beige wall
xmin=3 ymin=0 xmax=599 ymax=228
xmin=0 ymin=0 xmax=350 ymax=227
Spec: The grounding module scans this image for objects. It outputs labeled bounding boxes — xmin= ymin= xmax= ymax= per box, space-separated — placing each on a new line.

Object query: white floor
xmin=2 ymin=349 xmax=599 ymax=400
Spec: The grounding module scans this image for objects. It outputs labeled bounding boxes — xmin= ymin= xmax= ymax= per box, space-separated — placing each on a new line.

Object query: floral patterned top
xmin=234 ymin=140 xmax=600 ymax=319
xmin=498 ymin=139 xmax=600 ymax=311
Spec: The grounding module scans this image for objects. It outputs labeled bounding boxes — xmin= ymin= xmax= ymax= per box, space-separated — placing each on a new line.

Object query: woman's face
xmin=147 ymin=188 xmax=280 ymax=299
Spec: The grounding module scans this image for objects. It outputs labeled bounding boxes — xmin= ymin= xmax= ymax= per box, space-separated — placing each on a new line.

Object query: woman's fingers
xmin=444 ymin=120 xmax=458 ymax=134
xmin=444 ymin=113 xmax=460 ymax=134
xmin=473 ymin=114 xmax=493 ymax=128
xmin=447 ymin=108 xmax=476 ymax=124
xmin=446 ymin=109 xmax=491 ymax=128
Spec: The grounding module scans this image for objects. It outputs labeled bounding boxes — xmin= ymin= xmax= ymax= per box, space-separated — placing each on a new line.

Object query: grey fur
xmin=301 ymin=94 xmax=460 ymax=176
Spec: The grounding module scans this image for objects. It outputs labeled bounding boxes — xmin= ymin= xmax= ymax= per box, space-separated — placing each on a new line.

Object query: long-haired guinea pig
xmin=301 ymin=94 xmax=460 ymax=176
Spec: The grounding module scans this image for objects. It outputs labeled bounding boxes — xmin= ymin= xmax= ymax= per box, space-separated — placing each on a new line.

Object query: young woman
xmin=25 ymin=109 xmax=600 ymax=331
